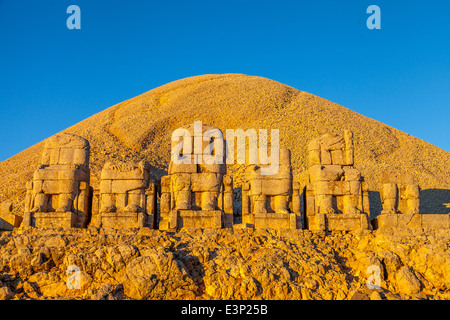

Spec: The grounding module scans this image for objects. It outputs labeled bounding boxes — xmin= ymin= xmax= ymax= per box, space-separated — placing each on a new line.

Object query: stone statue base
xmin=373 ymin=213 xmax=450 ymax=230
xmin=306 ymin=212 xmax=371 ymax=232
xmin=243 ymin=212 xmax=300 ymax=229
xmin=98 ymin=211 xmax=154 ymax=229
xmin=25 ymin=211 xmax=77 ymax=228
xmin=160 ymin=210 xmax=228 ymax=232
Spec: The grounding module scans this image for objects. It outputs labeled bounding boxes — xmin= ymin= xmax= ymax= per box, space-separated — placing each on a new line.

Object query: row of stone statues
xmin=1 ymin=124 xmax=448 ymax=232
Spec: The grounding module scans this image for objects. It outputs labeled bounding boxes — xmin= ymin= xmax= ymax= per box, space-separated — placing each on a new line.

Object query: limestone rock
xmin=395 ymin=266 xmax=422 ymax=295
xmin=122 ymin=251 xmax=197 ymax=300
xmin=0 ymin=286 xmax=14 ymax=300
xmin=0 ymin=225 xmax=449 ymax=300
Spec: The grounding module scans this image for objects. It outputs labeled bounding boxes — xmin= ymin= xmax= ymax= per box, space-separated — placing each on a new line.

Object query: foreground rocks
xmin=0 ymin=227 xmax=449 ymax=300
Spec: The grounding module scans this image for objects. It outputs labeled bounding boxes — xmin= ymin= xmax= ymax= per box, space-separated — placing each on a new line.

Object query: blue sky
xmin=0 ymin=0 xmax=449 ymax=161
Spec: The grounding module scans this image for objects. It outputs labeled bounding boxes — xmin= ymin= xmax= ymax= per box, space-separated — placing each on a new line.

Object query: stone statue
xmin=159 ymin=123 xmax=233 ymax=231
xmin=305 ymin=130 xmax=371 ymax=232
xmin=241 ymin=149 xmax=301 ymax=229
xmin=94 ymin=160 xmax=156 ymax=229
xmin=23 ymin=133 xmax=91 ymax=228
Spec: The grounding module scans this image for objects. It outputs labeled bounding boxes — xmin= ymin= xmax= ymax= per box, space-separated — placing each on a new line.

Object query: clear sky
xmin=0 ymin=0 xmax=449 ymax=161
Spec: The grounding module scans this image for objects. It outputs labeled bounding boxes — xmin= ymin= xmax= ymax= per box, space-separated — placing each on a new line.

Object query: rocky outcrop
xmin=0 ymin=227 xmax=449 ymax=300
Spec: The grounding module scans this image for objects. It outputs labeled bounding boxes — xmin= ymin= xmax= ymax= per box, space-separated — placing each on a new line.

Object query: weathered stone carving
xmin=305 ymin=131 xmax=371 ymax=232
xmin=23 ymin=133 xmax=91 ymax=228
xmin=374 ymin=171 xmax=450 ymax=230
xmin=13 ymin=125 xmax=446 ymax=233
xmin=159 ymin=124 xmax=233 ymax=231
xmin=380 ymin=171 xmax=420 ymax=215
xmin=241 ymin=149 xmax=301 ymax=229
xmin=93 ymin=161 xmax=156 ymax=229
xmin=0 ymin=202 xmax=22 ymax=231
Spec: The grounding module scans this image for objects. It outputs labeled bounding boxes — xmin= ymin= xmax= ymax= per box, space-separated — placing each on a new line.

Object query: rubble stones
xmin=0 ymin=227 xmax=449 ymax=300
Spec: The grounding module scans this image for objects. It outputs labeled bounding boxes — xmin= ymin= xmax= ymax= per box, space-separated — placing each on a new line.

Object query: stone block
xmin=314 ymin=181 xmax=349 ymax=195
xmin=421 ymin=214 xmax=450 ymax=229
xmin=261 ymin=178 xmax=291 ymax=196
xmin=305 ymin=187 xmax=316 ymax=216
xmin=374 ymin=214 xmax=398 ymax=229
xmin=309 ymin=165 xmax=343 ymax=182
xmin=34 ymin=168 xmax=88 ymax=181
xmin=381 ymin=183 xmax=398 ymax=200
xmin=58 ymin=149 xmax=78 ymax=165
xmin=0 ymin=202 xmax=22 ymax=230
xmin=110 ymin=180 xmax=148 ymax=194
xmin=177 ymin=210 xmax=223 ymax=229
xmin=42 ymin=180 xmax=77 ymax=194
xmin=160 ymin=192 xmax=171 ymax=214
xmin=100 ymin=180 xmax=112 ymax=194
xmin=246 ymin=165 xmax=291 ymax=180
xmin=279 ymin=149 xmax=291 ymax=166
xmin=171 ymin=174 xmax=191 ymax=191
xmin=169 ymin=162 xmax=198 ymax=174
xmin=404 ymin=184 xmax=420 ymax=199
xmin=342 ymin=195 xmax=359 ymax=214
xmin=326 ymin=213 xmax=369 ymax=231
xmin=200 ymin=163 xmax=227 ymax=174
xmin=253 ymin=212 xmax=295 ymax=229
xmin=34 ymin=212 xmax=76 ymax=228
xmin=320 ymin=134 xmax=345 ymax=151
xmin=100 ymin=212 xmax=149 ymax=229
xmin=397 ymin=214 xmax=422 ymax=229
xmin=331 ymin=149 xmax=344 ymax=165
xmin=343 ymin=167 xmax=361 ymax=181
xmin=248 ymin=179 xmax=262 ymax=196
xmin=307 ymin=212 xmax=326 ymax=231
xmin=349 ymin=181 xmax=362 ymax=195
xmin=47 ymin=149 xmax=59 ymax=165
xmin=344 ymin=149 xmax=354 ymax=166
xmin=320 ymin=147 xmax=332 ymax=165
xmin=190 ymin=173 xmax=222 ymax=192
xmin=308 ymin=149 xmax=321 ymax=166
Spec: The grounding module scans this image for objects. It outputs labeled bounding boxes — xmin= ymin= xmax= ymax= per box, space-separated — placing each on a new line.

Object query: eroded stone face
xmin=23 ymin=133 xmax=91 ymax=228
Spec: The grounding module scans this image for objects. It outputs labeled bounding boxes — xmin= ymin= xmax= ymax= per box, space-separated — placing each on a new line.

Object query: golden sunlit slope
xmin=0 ymin=74 xmax=449 ymax=215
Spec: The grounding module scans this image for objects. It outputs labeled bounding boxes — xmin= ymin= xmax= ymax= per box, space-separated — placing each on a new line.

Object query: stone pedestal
xmin=373 ymin=213 xmax=450 ymax=230
xmin=253 ymin=212 xmax=299 ymax=229
xmin=98 ymin=212 xmax=151 ymax=229
xmin=159 ymin=210 xmax=224 ymax=232
xmin=30 ymin=211 xmax=76 ymax=228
